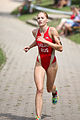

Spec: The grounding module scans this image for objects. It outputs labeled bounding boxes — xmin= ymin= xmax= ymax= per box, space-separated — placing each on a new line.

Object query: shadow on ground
xmin=11 ymin=0 xmax=23 ymax=2
xmin=0 ymin=12 xmax=14 ymax=17
xmin=0 ymin=113 xmax=35 ymax=120
xmin=0 ymin=113 xmax=51 ymax=120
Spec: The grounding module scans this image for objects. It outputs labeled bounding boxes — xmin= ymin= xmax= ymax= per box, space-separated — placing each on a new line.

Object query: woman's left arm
xmin=49 ymin=27 xmax=63 ymax=52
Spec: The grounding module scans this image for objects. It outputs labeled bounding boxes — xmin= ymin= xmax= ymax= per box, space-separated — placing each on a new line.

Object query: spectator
xmin=53 ymin=0 xmax=59 ymax=6
xmin=56 ymin=6 xmax=79 ymax=35
xmin=56 ymin=0 xmax=69 ymax=8
xmin=17 ymin=0 xmax=32 ymax=16
xmin=64 ymin=9 xmax=80 ymax=35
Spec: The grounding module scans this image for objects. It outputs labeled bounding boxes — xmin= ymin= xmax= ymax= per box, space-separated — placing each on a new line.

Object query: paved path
xmin=0 ymin=0 xmax=80 ymax=120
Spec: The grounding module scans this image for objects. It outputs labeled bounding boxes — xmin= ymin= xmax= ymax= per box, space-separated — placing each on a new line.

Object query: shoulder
xmin=49 ymin=27 xmax=59 ymax=37
xmin=32 ymin=28 xmax=39 ymax=38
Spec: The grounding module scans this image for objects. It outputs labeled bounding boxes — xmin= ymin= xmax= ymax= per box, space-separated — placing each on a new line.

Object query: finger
xmin=24 ymin=49 xmax=28 ymax=52
xmin=24 ymin=48 xmax=28 ymax=51
xmin=24 ymin=47 xmax=28 ymax=49
xmin=24 ymin=48 xmax=27 ymax=51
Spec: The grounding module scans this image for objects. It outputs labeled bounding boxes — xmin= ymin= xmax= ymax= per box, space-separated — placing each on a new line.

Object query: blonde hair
xmin=37 ymin=11 xmax=48 ymax=19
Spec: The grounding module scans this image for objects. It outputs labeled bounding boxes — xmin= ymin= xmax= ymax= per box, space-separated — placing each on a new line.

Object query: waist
xmin=38 ymin=46 xmax=55 ymax=54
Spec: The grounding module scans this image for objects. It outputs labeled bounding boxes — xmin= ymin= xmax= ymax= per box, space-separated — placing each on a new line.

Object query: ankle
xmin=52 ymin=88 xmax=57 ymax=97
xmin=52 ymin=87 xmax=56 ymax=93
xmin=52 ymin=91 xmax=57 ymax=97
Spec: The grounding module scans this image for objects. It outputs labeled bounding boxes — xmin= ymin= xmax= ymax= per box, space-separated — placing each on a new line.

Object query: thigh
xmin=34 ymin=61 xmax=45 ymax=91
xmin=61 ymin=18 xmax=67 ymax=23
xmin=46 ymin=61 xmax=58 ymax=90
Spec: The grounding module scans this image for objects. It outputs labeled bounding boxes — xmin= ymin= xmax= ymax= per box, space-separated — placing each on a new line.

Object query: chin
xmin=39 ymin=24 xmax=44 ymax=27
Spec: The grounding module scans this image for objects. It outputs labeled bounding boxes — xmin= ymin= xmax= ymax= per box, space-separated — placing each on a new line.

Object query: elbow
xmin=60 ymin=49 xmax=63 ymax=52
xmin=59 ymin=46 xmax=63 ymax=52
xmin=55 ymin=45 xmax=63 ymax=52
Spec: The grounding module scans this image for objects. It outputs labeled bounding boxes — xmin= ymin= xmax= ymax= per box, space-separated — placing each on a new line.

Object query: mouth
xmin=39 ymin=21 xmax=42 ymax=24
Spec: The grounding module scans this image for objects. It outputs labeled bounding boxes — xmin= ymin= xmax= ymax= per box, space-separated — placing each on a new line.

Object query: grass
xmin=68 ymin=33 xmax=80 ymax=44
xmin=48 ymin=19 xmax=61 ymax=27
xmin=0 ymin=48 xmax=6 ymax=69
xmin=18 ymin=12 xmax=38 ymax=21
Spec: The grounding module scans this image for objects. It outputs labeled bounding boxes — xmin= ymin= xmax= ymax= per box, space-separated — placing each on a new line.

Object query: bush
xmin=72 ymin=0 xmax=80 ymax=5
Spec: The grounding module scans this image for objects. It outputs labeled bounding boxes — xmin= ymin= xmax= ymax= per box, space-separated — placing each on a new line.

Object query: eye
xmin=41 ymin=17 xmax=44 ymax=19
xmin=37 ymin=17 xmax=44 ymax=20
xmin=37 ymin=17 xmax=40 ymax=20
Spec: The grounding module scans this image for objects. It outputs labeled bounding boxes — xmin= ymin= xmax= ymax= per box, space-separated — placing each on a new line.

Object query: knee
xmin=64 ymin=23 xmax=67 ymax=27
xmin=65 ymin=24 xmax=69 ymax=29
xmin=37 ymin=88 xmax=43 ymax=95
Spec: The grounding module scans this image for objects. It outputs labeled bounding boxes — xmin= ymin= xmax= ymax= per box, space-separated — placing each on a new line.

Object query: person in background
xmin=56 ymin=6 xmax=79 ymax=35
xmin=53 ymin=0 xmax=59 ymax=6
xmin=64 ymin=7 xmax=80 ymax=35
xmin=56 ymin=0 xmax=69 ymax=8
xmin=17 ymin=0 xmax=32 ymax=16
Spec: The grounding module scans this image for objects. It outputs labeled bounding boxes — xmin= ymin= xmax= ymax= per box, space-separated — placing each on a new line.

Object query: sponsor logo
xmin=45 ymin=37 xmax=49 ymax=39
xmin=41 ymin=48 xmax=49 ymax=53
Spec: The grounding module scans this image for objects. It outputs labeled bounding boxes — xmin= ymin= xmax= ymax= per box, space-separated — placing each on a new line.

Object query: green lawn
xmin=48 ymin=19 xmax=60 ymax=27
xmin=68 ymin=33 xmax=80 ymax=44
xmin=18 ymin=12 xmax=38 ymax=21
xmin=0 ymin=48 xmax=6 ymax=69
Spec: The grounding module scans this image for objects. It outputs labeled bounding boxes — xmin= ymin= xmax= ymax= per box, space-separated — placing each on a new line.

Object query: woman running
xmin=24 ymin=11 xmax=63 ymax=120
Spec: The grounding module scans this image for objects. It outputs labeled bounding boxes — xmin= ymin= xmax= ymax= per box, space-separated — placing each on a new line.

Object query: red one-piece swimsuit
xmin=36 ymin=27 xmax=56 ymax=71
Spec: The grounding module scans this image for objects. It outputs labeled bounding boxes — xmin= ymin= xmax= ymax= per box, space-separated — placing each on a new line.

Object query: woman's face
xmin=37 ymin=12 xmax=48 ymax=27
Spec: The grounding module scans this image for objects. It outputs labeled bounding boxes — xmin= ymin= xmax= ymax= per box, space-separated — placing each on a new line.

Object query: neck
xmin=40 ymin=25 xmax=48 ymax=33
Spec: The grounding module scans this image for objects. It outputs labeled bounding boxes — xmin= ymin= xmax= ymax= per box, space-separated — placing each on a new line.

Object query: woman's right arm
xmin=24 ymin=29 xmax=37 ymax=52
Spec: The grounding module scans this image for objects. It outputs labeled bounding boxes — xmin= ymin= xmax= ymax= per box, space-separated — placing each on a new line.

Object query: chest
xmin=36 ymin=31 xmax=53 ymax=47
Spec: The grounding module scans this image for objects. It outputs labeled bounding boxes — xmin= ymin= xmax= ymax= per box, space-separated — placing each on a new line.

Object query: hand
xmin=24 ymin=46 xmax=30 ymax=52
xmin=37 ymin=36 xmax=47 ymax=44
